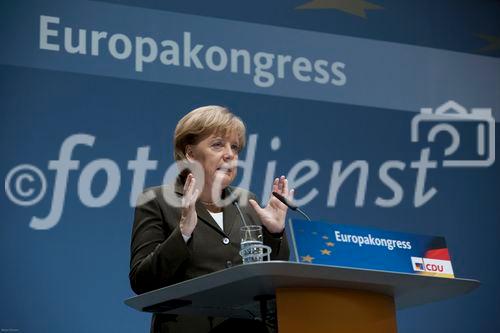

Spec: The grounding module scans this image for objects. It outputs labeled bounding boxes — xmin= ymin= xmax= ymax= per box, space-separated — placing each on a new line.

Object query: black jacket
xmin=129 ymin=180 xmax=290 ymax=332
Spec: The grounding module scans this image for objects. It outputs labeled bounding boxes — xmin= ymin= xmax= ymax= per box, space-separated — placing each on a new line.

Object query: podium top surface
xmin=124 ymin=262 xmax=480 ymax=318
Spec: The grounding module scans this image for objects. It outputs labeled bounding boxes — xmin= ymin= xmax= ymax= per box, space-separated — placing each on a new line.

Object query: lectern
xmin=124 ymin=261 xmax=479 ymax=332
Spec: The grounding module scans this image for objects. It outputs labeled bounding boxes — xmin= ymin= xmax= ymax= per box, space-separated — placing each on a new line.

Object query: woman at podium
xmin=129 ymin=105 xmax=291 ymax=332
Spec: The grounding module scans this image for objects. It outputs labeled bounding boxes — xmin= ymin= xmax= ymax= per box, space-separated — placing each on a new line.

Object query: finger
xmin=278 ymin=175 xmax=286 ymax=193
xmin=289 ymin=188 xmax=295 ymax=201
xmin=190 ymin=188 xmax=200 ymax=204
xmin=187 ymin=176 xmax=195 ymax=197
xmin=249 ymin=199 xmax=264 ymax=215
xmin=183 ymin=178 xmax=195 ymax=209
xmin=282 ymin=177 xmax=288 ymax=195
xmin=272 ymin=177 xmax=279 ymax=194
xmin=183 ymin=173 xmax=192 ymax=192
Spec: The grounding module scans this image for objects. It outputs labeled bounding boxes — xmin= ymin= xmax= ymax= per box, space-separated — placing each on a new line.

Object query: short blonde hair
xmin=174 ymin=105 xmax=246 ymax=161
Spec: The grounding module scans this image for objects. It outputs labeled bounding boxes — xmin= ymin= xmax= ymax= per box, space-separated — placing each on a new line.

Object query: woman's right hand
xmin=179 ymin=173 xmax=200 ymax=237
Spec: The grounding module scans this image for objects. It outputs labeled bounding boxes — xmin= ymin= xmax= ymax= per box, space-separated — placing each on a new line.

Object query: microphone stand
xmin=272 ymin=191 xmax=311 ymax=221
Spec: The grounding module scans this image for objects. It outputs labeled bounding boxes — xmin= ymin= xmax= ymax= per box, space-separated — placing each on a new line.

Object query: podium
xmin=124 ymin=261 xmax=479 ymax=332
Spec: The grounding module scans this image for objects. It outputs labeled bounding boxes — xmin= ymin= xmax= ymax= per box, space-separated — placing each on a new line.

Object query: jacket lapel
xmin=223 ymin=186 xmax=249 ymax=237
xmin=195 ymin=200 xmax=226 ymax=235
xmin=223 ymin=199 xmax=240 ymax=237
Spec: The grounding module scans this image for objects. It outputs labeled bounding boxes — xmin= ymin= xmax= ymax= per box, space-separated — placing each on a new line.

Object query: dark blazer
xmin=129 ymin=180 xmax=290 ymax=332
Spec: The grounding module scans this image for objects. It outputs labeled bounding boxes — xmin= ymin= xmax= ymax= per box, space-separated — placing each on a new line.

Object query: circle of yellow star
xmin=320 ymin=249 xmax=331 ymax=255
xmin=325 ymin=242 xmax=334 ymax=247
xmin=301 ymin=255 xmax=315 ymax=263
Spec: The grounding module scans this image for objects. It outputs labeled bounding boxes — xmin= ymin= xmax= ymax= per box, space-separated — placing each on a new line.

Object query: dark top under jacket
xmin=129 ymin=179 xmax=290 ymax=332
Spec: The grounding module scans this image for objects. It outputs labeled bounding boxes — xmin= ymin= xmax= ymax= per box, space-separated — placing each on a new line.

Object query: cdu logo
xmin=411 ymin=101 xmax=495 ymax=167
xmin=410 ymin=256 xmax=454 ymax=277
xmin=411 ymin=257 xmax=425 ymax=272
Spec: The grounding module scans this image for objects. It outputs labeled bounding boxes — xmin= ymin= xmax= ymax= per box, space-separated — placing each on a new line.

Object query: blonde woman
xmin=130 ymin=106 xmax=291 ymax=332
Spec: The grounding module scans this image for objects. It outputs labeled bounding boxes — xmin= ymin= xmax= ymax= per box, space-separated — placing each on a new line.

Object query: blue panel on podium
xmin=289 ymin=219 xmax=455 ymax=278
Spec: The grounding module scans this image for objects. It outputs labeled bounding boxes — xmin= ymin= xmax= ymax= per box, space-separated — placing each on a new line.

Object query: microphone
xmin=272 ymin=191 xmax=311 ymax=222
xmin=226 ymin=187 xmax=248 ymax=227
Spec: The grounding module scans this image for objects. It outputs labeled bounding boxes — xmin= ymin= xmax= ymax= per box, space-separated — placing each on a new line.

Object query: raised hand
xmin=249 ymin=176 xmax=294 ymax=234
xmin=179 ymin=174 xmax=200 ymax=237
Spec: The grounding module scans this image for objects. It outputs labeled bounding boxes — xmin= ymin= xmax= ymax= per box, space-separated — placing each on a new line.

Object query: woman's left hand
xmin=249 ymin=176 xmax=294 ymax=234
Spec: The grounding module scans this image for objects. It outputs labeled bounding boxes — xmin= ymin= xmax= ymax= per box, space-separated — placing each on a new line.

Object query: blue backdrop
xmin=1 ymin=1 xmax=499 ymax=332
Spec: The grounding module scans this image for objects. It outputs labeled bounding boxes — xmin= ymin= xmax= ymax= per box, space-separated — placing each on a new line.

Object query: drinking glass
xmin=240 ymin=225 xmax=271 ymax=264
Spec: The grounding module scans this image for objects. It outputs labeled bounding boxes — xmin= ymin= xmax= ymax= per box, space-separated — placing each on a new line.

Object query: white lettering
xmin=39 ymin=15 xmax=60 ymax=51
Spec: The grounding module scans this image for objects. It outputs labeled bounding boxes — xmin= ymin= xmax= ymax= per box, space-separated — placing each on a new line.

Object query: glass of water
xmin=240 ymin=225 xmax=271 ymax=264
